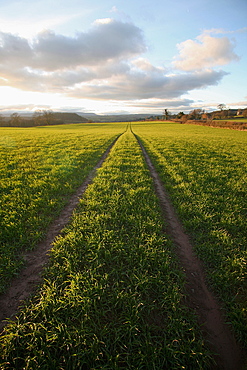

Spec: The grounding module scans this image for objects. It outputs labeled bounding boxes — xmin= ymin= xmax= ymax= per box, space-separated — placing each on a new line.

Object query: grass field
xmin=0 ymin=128 xmax=212 ymax=369
xmin=133 ymin=121 xmax=247 ymax=347
xmin=216 ymin=118 xmax=247 ymax=122
xmin=0 ymin=121 xmax=246 ymax=368
xmin=0 ymin=123 xmax=125 ymax=293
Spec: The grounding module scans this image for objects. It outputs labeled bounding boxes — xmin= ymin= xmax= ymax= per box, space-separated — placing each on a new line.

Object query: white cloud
xmin=67 ymin=68 xmax=227 ymax=100
xmin=132 ymin=58 xmax=165 ymax=73
xmin=93 ymin=18 xmax=113 ymax=25
xmin=173 ymin=31 xmax=239 ymax=71
xmin=0 ymin=19 xmax=146 ymax=72
xmin=0 ymin=22 xmax=231 ymax=103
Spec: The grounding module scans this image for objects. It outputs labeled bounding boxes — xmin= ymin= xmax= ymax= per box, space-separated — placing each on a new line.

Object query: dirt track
xmin=1 ymin=130 xmax=246 ymax=369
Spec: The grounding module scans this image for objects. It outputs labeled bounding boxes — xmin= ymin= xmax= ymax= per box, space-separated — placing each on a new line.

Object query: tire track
xmin=134 ymin=131 xmax=246 ymax=370
xmin=0 ymin=134 xmax=122 ymax=332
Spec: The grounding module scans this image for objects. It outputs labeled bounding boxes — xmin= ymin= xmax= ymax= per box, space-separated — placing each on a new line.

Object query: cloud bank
xmin=0 ymin=21 xmax=238 ymax=102
xmin=173 ymin=30 xmax=239 ymax=71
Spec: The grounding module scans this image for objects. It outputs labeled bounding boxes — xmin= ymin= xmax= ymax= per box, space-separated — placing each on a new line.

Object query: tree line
xmin=159 ymin=106 xmax=247 ymax=122
xmin=0 ymin=110 xmax=64 ymax=127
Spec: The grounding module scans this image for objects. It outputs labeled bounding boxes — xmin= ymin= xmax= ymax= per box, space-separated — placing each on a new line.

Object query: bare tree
xmin=0 ymin=114 xmax=5 ymax=126
xmin=217 ymin=103 xmax=226 ymax=111
xmin=9 ymin=113 xmax=22 ymax=127
xmin=42 ymin=110 xmax=56 ymax=125
xmin=163 ymin=109 xmax=170 ymax=120
xmin=243 ymin=109 xmax=247 ymax=118
xmin=177 ymin=112 xmax=184 ymax=119
xmin=33 ymin=110 xmax=44 ymax=126
xmin=33 ymin=110 xmax=56 ymax=126
xmin=188 ymin=109 xmax=202 ymax=120
xmin=202 ymin=112 xmax=211 ymax=121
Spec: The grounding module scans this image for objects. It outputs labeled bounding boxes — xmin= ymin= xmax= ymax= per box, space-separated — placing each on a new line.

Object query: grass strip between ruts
xmin=0 ymin=130 xmax=212 ymax=369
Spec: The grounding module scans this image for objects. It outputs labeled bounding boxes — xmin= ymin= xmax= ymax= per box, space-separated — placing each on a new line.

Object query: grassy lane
xmin=133 ymin=122 xmax=247 ymax=348
xmin=0 ymin=130 xmax=212 ymax=369
xmin=0 ymin=123 xmax=125 ymax=293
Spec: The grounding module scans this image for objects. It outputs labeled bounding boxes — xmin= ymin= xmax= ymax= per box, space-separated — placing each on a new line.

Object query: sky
xmin=0 ymin=0 xmax=246 ymax=115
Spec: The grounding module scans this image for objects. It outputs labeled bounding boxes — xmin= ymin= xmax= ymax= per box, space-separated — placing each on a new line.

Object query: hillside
xmin=81 ymin=113 xmax=152 ymax=122
xmin=53 ymin=112 xmax=89 ymax=123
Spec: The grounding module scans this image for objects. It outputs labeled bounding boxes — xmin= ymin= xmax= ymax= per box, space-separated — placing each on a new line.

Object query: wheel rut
xmin=0 ymin=135 xmax=121 ymax=333
xmin=135 ymin=133 xmax=246 ymax=370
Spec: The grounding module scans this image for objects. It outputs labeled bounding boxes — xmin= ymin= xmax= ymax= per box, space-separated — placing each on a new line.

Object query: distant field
xmin=213 ymin=117 xmax=247 ymax=125
xmin=218 ymin=118 xmax=247 ymax=122
xmin=0 ymin=123 xmax=125 ymax=293
xmin=133 ymin=121 xmax=247 ymax=346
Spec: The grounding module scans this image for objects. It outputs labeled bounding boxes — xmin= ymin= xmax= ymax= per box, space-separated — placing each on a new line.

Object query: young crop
xmin=0 ymin=123 xmax=125 ymax=293
xmin=1 ymin=129 xmax=212 ymax=369
xmin=133 ymin=122 xmax=247 ymax=348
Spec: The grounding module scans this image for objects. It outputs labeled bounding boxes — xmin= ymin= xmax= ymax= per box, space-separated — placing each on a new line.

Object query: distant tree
xmin=9 ymin=113 xmax=22 ymax=127
xmin=0 ymin=114 xmax=5 ymax=126
xmin=219 ymin=110 xmax=228 ymax=119
xmin=33 ymin=110 xmax=44 ymax=126
xmin=188 ymin=109 xmax=202 ymax=120
xmin=43 ymin=110 xmax=56 ymax=125
xmin=177 ymin=112 xmax=184 ymax=119
xmin=243 ymin=109 xmax=247 ymax=118
xmin=163 ymin=109 xmax=170 ymax=120
xmin=181 ymin=114 xmax=188 ymax=123
xmin=217 ymin=103 xmax=226 ymax=111
xmin=201 ymin=112 xmax=210 ymax=120
xmin=33 ymin=110 xmax=56 ymax=126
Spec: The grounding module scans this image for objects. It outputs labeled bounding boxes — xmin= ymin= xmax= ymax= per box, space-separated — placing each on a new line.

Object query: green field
xmin=133 ymin=122 xmax=247 ymax=346
xmin=217 ymin=118 xmax=247 ymax=122
xmin=1 ymin=129 xmax=212 ymax=369
xmin=0 ymin=123 xmax=125 ymax=293
xmin=0 ymin=122 xmax=246 ymax=368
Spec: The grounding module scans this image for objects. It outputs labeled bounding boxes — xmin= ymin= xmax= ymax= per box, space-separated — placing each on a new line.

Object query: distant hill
xmin=0 ymin=112 xmax=90 ymax=127
xmin=1 ymin=111 xmax=155 ymax=124
xmin=80 ymin=113 xmax=152 ymax=122
xmin=53 ymin=112 xmax=89 ymax=123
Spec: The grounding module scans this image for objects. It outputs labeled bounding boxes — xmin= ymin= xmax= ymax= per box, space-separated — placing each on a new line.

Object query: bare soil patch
xmin=136 ymin=135 xmax=246 ymax=370
xmin=0 ymin=136 xmax=120 ymax=332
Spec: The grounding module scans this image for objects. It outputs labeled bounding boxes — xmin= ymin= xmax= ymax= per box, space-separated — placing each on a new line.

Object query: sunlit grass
xmin=0 ymin=129 xmax=212 ymax=369
xmin=0 ymin=123 xmax=125 ymax=293
xmin=133 ymin=122 xmax=247 ymax=347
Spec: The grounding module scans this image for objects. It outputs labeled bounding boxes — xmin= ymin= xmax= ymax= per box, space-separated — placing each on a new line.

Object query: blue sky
xmin=0 ymin=0 xmax=246 ymax=114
